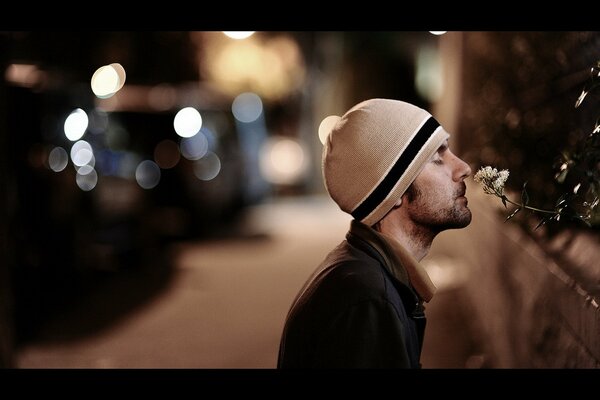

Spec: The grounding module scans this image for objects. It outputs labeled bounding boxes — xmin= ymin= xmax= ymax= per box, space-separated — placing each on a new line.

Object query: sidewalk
xmin=14 ymin=195 xmax=482 ymax=368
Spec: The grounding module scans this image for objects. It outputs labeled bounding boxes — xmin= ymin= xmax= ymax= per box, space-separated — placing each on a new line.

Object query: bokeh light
xmin=154 ymin=139 xmax=181 ymax=169
xmin=223 ymin=31 xmax=255 ymax=40
xmin=64 ymin=108 xmax=89 ymax=141
xmin=174 ymin=107 xmax=202 ymax=138
xmin=5 ymin=63 xmax=45 ymax=88
xmin=193 ymin=152 xmax=221 ymax=181
xmin=110 ymin=63 xmax=126 ymax=91
xmin=70 ymin=140 xmax=94 ymax=167
xmin=259 ymin=136 xmax=306 ymax=185
xmin=180 ymin=132 xmax=209 ymax=160
xmin=92 ymin=65 xmax=118 ymax=97
xmin=27 ymin=143 xmax=47 ymax=169
xmin=415 ymin=45 xmax=443 ymax=102
xmin=48 ymin=146 xmax=69 ymax=172
xmin=72 ymin=149 xmax=94 ymax=168
xmin=232 ymin=92 xmax=263 ymax=123
xmin=91 ymin=63 xmax=126 ymax=99
xmin=135 ymin=160 xmax=161 ymax=189
xmin=200 ymin=127 xmax=218 ymax=152
xmin=429 ymin=31 xmax=447 ymax=35
xmin=318 ymin=115 xmax=341 ymax=144
xmin=201 ymin=32 xmax=306 ymax=101
xmin=75 ymin=165 xmax=98 ymax=191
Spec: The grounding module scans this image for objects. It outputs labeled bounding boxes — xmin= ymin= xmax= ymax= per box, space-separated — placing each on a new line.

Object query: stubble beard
xmin=405 ymin=183 xmax=472 ymax=233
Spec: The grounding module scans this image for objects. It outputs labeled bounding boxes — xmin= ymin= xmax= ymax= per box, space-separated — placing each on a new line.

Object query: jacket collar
xmin=346 ymin=220 xmax=436 ymax=302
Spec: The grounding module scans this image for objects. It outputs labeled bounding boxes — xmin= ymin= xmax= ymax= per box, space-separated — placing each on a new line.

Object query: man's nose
xmin=453 ymin=155 xmax=471 ymax=181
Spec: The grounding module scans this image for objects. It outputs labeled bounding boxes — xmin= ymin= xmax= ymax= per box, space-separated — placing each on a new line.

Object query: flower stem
xmin=501 ymin=196 xmax=557 ymax=214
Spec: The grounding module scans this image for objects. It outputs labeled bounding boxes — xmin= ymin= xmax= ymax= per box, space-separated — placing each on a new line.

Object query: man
xmin=277 ymin=98 xmax=472 ymax=368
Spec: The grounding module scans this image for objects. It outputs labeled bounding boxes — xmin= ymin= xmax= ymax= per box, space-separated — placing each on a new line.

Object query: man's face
xmin=403 ymin=137 xmax=472 ymax=232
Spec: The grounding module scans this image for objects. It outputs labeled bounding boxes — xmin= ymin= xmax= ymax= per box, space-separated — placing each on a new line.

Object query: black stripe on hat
xmin=351 ymin=116 xmax=440 ymax=221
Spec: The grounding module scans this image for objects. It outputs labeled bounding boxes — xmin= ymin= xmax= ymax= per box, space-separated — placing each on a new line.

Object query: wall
xmin=450 ymin=190 xmax=600 ymax=367
xmin=440 ymin=31 xmax=600 ymax=368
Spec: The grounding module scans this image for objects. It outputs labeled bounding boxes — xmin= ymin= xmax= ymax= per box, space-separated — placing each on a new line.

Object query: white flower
xmin=474 ymin=166 xmax=510 ymax=196
xmin=474 ymin=165 xmax=571 ymax=227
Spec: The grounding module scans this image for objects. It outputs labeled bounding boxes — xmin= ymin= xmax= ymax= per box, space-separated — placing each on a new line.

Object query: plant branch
xmin=500 ymin=195 xmax=557 ymax=214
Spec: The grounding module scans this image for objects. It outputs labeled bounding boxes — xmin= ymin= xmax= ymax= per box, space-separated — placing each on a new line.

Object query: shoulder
xmin=312 ymin=241 xmax=395 ymax=304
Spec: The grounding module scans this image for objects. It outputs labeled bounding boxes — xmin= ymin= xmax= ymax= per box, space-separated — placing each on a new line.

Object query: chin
xmin=456 ymin=210 xmax=473 ymax=228
xmin=446 ymin=208 xmax=472 ymax=229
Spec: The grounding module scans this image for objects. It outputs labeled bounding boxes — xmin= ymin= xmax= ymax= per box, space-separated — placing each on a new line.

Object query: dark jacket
xmin=277 ymin=220 xmax=427 ymax=368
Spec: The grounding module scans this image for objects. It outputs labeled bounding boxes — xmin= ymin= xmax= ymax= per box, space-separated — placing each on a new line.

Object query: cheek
xmin=410 ymin=174 xmax=451 ymax=208
xmin=417 ymin=186 xmax=445 ymax=209
xmin=412 ymin=169 xmax=446 ymax=198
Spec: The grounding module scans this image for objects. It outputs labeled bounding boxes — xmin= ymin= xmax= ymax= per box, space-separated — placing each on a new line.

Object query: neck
xmin=377 ymin=217 xmax=436 ymax=261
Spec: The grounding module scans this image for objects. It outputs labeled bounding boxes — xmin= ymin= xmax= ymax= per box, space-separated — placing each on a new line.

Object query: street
xmin=15 ymin=195 xmax=483 ymax=368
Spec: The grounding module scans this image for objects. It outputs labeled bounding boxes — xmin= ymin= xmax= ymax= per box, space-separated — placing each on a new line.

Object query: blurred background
xmin=0 ymin=31 xmax=599 ymax=369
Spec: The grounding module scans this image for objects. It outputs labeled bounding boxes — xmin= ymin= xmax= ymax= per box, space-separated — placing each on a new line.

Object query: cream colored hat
xmin=322 ymin=98 xmax=449 ymax=226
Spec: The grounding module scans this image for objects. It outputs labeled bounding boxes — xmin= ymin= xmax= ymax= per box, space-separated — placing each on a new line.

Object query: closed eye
xmin=432 ymin=141 xmax=449 ymax=165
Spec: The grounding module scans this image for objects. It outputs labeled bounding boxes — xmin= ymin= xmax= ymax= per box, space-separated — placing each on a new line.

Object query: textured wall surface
xmin=452 ymin=31 xmax=600 ymax=368
xmin=452 ymin=191 xmax=600 ymax=368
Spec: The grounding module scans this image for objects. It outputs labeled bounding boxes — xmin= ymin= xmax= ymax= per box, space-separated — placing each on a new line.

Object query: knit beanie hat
xmin=322 ymin=98 xmax=449 ymax=226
